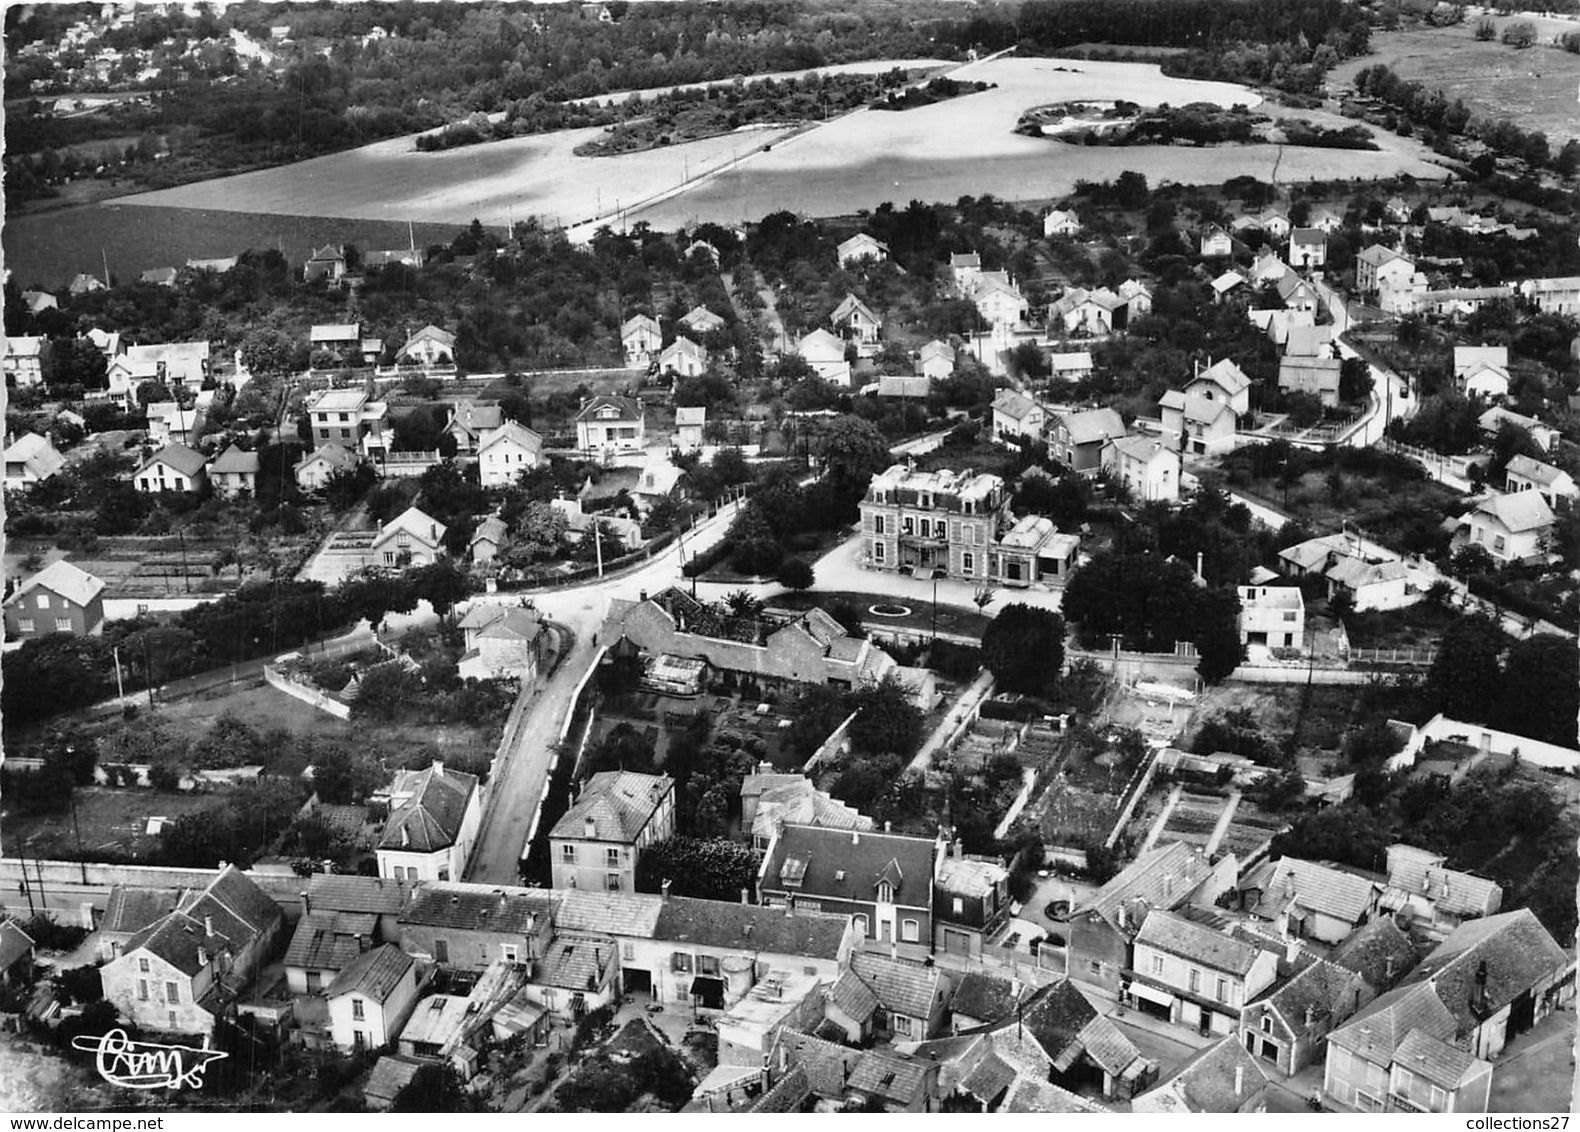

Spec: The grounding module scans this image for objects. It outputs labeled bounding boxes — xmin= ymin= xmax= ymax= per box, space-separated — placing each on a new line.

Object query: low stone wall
xmin=264 ymin=665 xmax=351 ymax=720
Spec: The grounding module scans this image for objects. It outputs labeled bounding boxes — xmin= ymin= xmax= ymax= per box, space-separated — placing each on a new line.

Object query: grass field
xmin=2 ymin=786 xmax=216 ymax=859
xmin=1329 ymin=22 xmax=1580 ymax=146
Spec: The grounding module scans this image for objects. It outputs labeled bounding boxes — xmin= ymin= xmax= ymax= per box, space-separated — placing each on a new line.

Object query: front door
xmin=880 ymin=920 xmax=892 ymax=943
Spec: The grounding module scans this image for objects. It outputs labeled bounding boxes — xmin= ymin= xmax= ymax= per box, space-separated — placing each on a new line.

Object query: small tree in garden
xmin=777 ymin=557 xmax=815 ymax=590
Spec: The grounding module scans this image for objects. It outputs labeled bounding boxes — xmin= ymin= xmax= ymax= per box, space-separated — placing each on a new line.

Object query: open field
xmin=91 ymin=56 xmax=1450 ymax=265
xmin=1329 ymin=22 xmax=1580 ymax=146
xmin=2 ymin=786 xmax=217 ymax=859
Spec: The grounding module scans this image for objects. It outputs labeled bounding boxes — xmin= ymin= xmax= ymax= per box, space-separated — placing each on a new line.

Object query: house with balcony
xmin=374 ymin=760 xmax=481 ymax=882
xmin=1450 ymin=492 xmax=1554 ymax=564
xmin=101 ymin=866 xmax=286 ymax=1036
xmin=1240 ymin=956 xmax=1374 ymax=1076
xmin=550 ymin=771 xmax=675 ymax=893
xmin=1237 ymin=857 xmax=1381 ymax=946
xmin=305 ymin=388 xmax=389 ymax=459
xmin=1236 ymin=584 xmax=1304 ymax=653
xmin=1101 ymin=435 xmax=1180 ymax=502
xmin=1068 ymin=842 xmax=1224 ymax=998
xmin=1129 ymin=910 xmax=1281 ymax=1038
xmin=759 ymin=824 xmax=940 ymax=949
xmin=4 ymin=560 xmax=106 ymax=640
xmin=574 ymin=394 xmax=646 ymax=455
xmin=395 ymin=882 xmax=555 ymax=973
xmin=370 ymin=506 xmax=447 ymax=568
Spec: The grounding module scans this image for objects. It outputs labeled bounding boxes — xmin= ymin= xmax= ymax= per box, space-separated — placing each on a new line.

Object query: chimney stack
xmin=954 ymin=839 xmax=963 ymax=860
xmin=740 ymin=887 xmax=751 ymax=905
xmin=852 ymin=830 xmax=860 ymax=846
xmin=884 ymin=820 xmax=891 ymax=833
xmin=433 ymin=759 xmax=444 ymax=777
xmin=661 ymin=879 xmax=672 ymax=902
xmin=204 ymin=914 xmax=213 ymax=938
xmin=198 ymin=947 xmax=209 ymax=968
xmin=1234 ymin=1066 xmax=1244 ymax=1098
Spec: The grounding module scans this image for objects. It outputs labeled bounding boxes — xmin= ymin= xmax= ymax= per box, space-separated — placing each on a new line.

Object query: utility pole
xmin=594 ymin=521 xmax=604 ymax=578
xmin=112 ymin=645 xmax=126 ymax=704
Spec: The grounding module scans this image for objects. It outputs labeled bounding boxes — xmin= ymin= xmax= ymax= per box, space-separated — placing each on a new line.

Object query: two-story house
xmin=991 ymin=389 xmax=1046 ymax=443
xmin=4 ymin=336 xmax=45 ymax=388
xmin=396 ymin=882 xmax=556 ymax=972
xmin=1356 ymin=245 xmax=1417 ymax=300
xmin=659 ymin=336 xmax=708 ymax=378
xmin=1278 ymin=355 xmax=1342 ymax=406
xmin=550 ymin=771 xmax=676 ymax=892
xmin=1043 ymin=209 xmax=1082 ymax=238
xmin=443 ymin=400 xmax=503 ymax=456
xmin=1289 ymin=228 xmax=1327 ymax=270
xmin=982 ymin=977 xmax=1155 ymax=1099
xmin=519 ymin=933 xmax=621 ymax=1021
xmin=370 ymin=506 xmax=448 ymax=569
xmin=101 ymin=866 xmax=286 ymax=1035
xmin=948 ymin=252 xmax=983 ymax=297
xmin=1238 ymin=857 xmax=1381 ymax=946
xmin=1130 ymin=910 xmax=1281 ymax=1037
xmin=293 ymin=444 xmax=359 ymax=493
xmin=124 ymin=341 xmax=210 ymax=392
xmin=456 ymin=604 xmax=546 ymax=681
xmin=4 ymin=560 xmax=106 ymax=640
xmin=303 ymin=244 xmax=347 ymax=283
xmin=759 ymin=824 xmax=939 ymax=949
xmin=1236 ymin=583 xmax=1305 ymax=653
xmin=740 ymin=769 xmax=873 ymax=849
xmin=1101 ymin=435 xmax=1180 ymax=502
xmin=1379 ymin=844 xmax=1502 ymax=934
xmin=673 ymin=406 xmax=707 ymax=453
xmin=796 ymin=328 xmax=853 ymax=386
xmin=824 ymin=951 xmax=952 ymax=1042
xmin=4 ymin=432 xmax=66 ymax=493
xmin=831 ymin=293 xmax=882 ymax=351
xmin=933 ymin=844 xmax=1010 ymax=959
xmin=1134 ymin=1035 xmax=1272 ymax=1113
xmin=1068 ymin=842 xmax=1223 ymax=998
xmin=396 ymin=325 xmax=456 ymax=368
xmin=1450 ymin=492 xmax=1554 ymax=564
xmin=837 ymin=232 xmax=889 ymax=267
xmin=1503 ymin=454 xmax=1578 ymax=509
xmin=305 ymin=388 xmax=389 ymax=459
xmin=374 ymin=760 xmax=482 ymax=882
xmin=134 ymin=443 xmax=208 ymax=495
xmin=476 ymin=421 xmax=544 ymax=488
xmin=1048 ymin=407 xmax=1126 ymax=474
xmin=284 ymin=904 xmax=377 ymax=996
xmin=972 ymin=276 xmax=1029 ymax=329
xmin=1158 ymin=392 xmax=1238 ymax=457
xmin=1240 ymin=957 xmax=1374 ymax=1075
xmin=574 ymin=394 xmax=646 ymax=455
xmin=326 ymin=944 xmax=421 ymax=1054
xmin=621 ymin=314 xmax=663 ymax=368
xmin=207 ymin=444 xmax=259 ymax=499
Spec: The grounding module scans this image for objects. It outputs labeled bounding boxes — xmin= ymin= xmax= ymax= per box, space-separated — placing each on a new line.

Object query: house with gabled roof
xmin=831 ymin=293 xmax=882 ymax=349
xmin=443 ymin=399 xmax=503 ymax=455
xmin=621 ymin=313 xmax=663 ymax=368
xmin=972 ymin=274 xmax=1029 ymax=328
xmin=134 ymin=442 xmax=208 ymax=495
xmin=476 ymin=420 xmax=543 ymax=488
xmin=1289 ymin=227 xmax=1327 ymax=269
xmin=371 ymin=505 xmax=447 ymax=569
xmin=207 ymin=443 xmax=259 ymax=499
xmin=837 ymin=232 xmax=889 ymax=267
xmin=1130 ymin=908 xmax=1282 ymax=1038
xmin=396 ymin=882 xmax=555 ymax=974
xmin=991 ymin=388 xmax=1045 ymax=442
xmin=303 ymin=874 xmax=415 ymax=945
xmin=1068 ymin=841 xmax=1224 ymax=997
xmin=101 ymin=866 xmax=286 ymax=1035
xmin=759 ymin=824 xmax=941 ymax=952
xmin=575 ymin=394 xmax=646 ymax=454
xmin=520 ymin=932 xmax=621 ymax=1021
xmin=934 ymin=844 xmax=1011 ymax=959
xmin=1134 ymin=1034 xmax=1272 ymax=1113
xmin=1102 ymin=434 xmax=1180 ymax=502
xmin=823 ymin=950 xmax=952 ymax=1042
xmin=947 ymin=251 xmax=983 ymax=297
xmin=326 ymin=943 xmax=421 ymax=1053
xmin=1048 ymin=406 xmax=1125 ymax=473
xmin=284 ymin=906 xmax=378 ymax=996
xmin=1279 ymin=355 xmax=1342 ymax=407
xmin=550 ymin=771 xmax=675 ymax=893
xmin=1323 ymin=980 xmax=1484 ymax=1112
xmin=1450 ymin=491 xmax=1554 ymax=564
xmin=1504 ymin=454 xmax=1578 ymax=509
xmin=374 ymin=760 xmax=481 ymax=883
xmin=1329 ymin=915 xmax=1418 ymax=996
xmin=1454 ymin=345 xmax=1510 ymax=400
xmin=0 ymin=921 xmax=36 ymax=987
xmin=741 ymin=769 xmax=873 ymax=850
xmin=457 ymin=604 xmax=546 ymax=681
xmin=1240 ymin=956 xmax=1374 ymax=1075
xmin=470 ymin=515 xmax=507 ymax=564
xmin=1199 ymin=225 xmax=1234 ymax=258
xmin=396 ymin=324 xmax=456 ymax=368
xmin=658 ymin=335 xmax=708 ymax=378
xmin=294 ymin=443 xmax=359 ymax=493
xmin=674 ymin=405 xmax=707 ymax=452
xmin=679 ymin=305 xmax=726 ymax=337
xmin=1379 ymin=844 xmax=1502 ymax=935
xmin=21 ymin=290 xmax=58 ymax=314
xmin=1238 ymin=857 xmax=1382 ymax=945
xmin=1043 ymin=208 xmax=1082 ymax=238
xmin=797 ymin=327 xmax=853 ymax=386
xmin=1212 ymin=270 xmax=1247 ymax=301
xmin=305 ymin=387 xmax=389 ymax=457
xmin=917 ymin=339 xmax=956 ymax=381
xmin=948 ymin=971 xmax=1036 ymax=1033
xmin=4 ymin=336 xmax=45 ymax=388
xmin=97 ymin=886 xmax=187 ymax=962
xmin=304 ymin=244 xmax=347 ymax=283
xmin=1277 ymin=271 xmax=1320 ymax=316
xmin=980 ymin=976 xmax=1155 ymax=1099
xmin=4 ymin=432 xmax=66 ymax=493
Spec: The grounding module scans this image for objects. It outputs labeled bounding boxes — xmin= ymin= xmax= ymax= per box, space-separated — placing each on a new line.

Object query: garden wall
xmin=264 ymin=664 xmax=352 ymax=720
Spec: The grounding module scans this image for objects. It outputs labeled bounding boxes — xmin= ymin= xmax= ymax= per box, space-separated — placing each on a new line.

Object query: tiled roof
xmin=374 ymin=506 xmax=448 ymax=551
xmin=1077 ymin=841 xmax=1212 ymax=931
xmin=399 ymin=882 xmax=555 ymax=935
xmin=1426 ymin=867 xmax=1502 ymax=918
xmin=774 ymin=1030 xmax=862 ymax=1099
xmin=960 ymin=1049 xmax=1016 ymax=1104
xmin=551 ymin=771 xmax=672 ymax=842
xmin=752 ymin=1064 xmax=811 ymax=1113
xmin=327 ymin=943 xmax=414 ymax=1003
xmin=949 ymin=971 xmax=1030 ymax=1024
xmin=0 ymin=921 xmax=36 ymax=973
xmin=850 ymin=951 xmax=948 ymax=1021
xmin=1004 ymin=1076 xmax=1108 ymax=1112
xmin=208 ymin=444 xmax=260 ymax=475
xmin=364 ymin=1055 xmax=423 ymax=1105
xmin=1057 ymin=407 xmax=1125 ymax=446
xmin=1197 ymin=358 xmax=1252 ymax=397
xmin=1505 ymin=455 xmax=1568 ymax=488
xmin=283 ymin=910 xmax=375 ymax=971
xmin=551 ymin=890 xmax=664 ymax=937
xmin=8 ymin=560 xmax=105 ymax=609
xmin=1136 ymin=909 xmax=1265 ymax=976
xmin=306 ymin=874 xmax=414 ymax=917
xmin=831 ymin=293 xmax=880 ymax=326
xmin=471 ymin=516 xmax=508 ymax=546
xmin=762 ymin=824 xmax=937 ymax=908
xmin=4 ymin=433 xmax=66 ymax=479
xmin=1257 ymin=959 xmax=1362 ymax=1038
xmin=1393 ymin=1027 xmax=1484 ymax=1088
xmin=936 ymin=855 xmax=1008 ymax=901
xmin=533 ymin=933 xmax=614 ymax=991
xmin=101 ymin=886 xmax=184 ymax=936
xmin=1406 ymin=909 xmax=1570 ymax=1034
xmin=378 ymin=763 xmax=478 ymax=852
xmin=621 ymin=313 xmax=660 ymax=337
xmin=139 ymin=443 xmax=208 ymax=479
xmin=997 ymin=979 xmax=1142 ymax=1079
xmin=1329 ymin=981 xmax=1455 ymax=1062
xmin=122 ymin=867 xmax=281 ymax=977
xmin=847 ymin=1050 xmax=929 ymax=1103
xmin=992 ymin=388 xmax=1039 ymax=421
xmin=295 ymin=444 xmax=358 ymax=474
xmin=575 ymin=394 xmax=644 ymax=423
xmin=1250 ymin=857 xmax=1379 ymax=925
xmin=1141 ymin=1035 xmax=1270 ymax=1113
xmin=1473 ymin=491 xmax=1554 ymax=534
xmin=829 ymin=968 xmax=880 ymax=1022
xmin=654 ymin=896 xmax=848 ymax=959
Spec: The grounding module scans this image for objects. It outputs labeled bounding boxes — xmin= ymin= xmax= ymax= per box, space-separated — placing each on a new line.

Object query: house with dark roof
xmin=822 ymin=951 xmax=951 ymax=1042
xmin=284 ymin=908 xmax=377 ymax=995
xmin=1047 ymin=407 xmax=1125 ymax=474
xmin=768 ymin=1028 xmax=940 ymax=1112
xmin=1238 ymin=857 xmax=1382 ymax=945
xmin=1328 ymin=915 xmax=1418 ymax=995
xmin=1379 ymin=844 xmax=1502 ymax=934
xmin=101 ymin=866 xmax=286 ymax=1035
xmin=326 ymin=943 xmax=421 ymax=1053
xmin=4 ymin=560 xmax=107 ymax=640
xmin=1130 ymin=908 xmax=1282 ymax=1038
xmin=396 ymin=882 xmax=556 ymax=973
xmin=134 ymin=442 xmax=208 ymax=495
xmin=980 ymin=977 xmax=1155 ymax=1099
xmin=520 ymin=932 xmax=620 ymax=1021
xmin=363 ymin=1053 xmax=425 ymax=1110
xmin=949 ymin=971 xmax=1035 ymax=1032
xmin=207 ymin=443 xmax=260 ymax=499
xmin=934 ymin=845 xmax=1011 ymax=959
xmin=303 ymin=244 xmax=347 ymax=283
xmin=0 ymin=921 xmax=36 ymax=986
xmin=550 ymin=771 xmax=675 ymax=893
xmin=1068 ymin=841 xmax=1223 ymax=997
xmin=374 ymin=761 xmax=482 ymax=883
xmin=96 ymin=886 xmax=186 ymax=961
xmin=1133 ymin=1034 xmax=1271 ymax=1113
xmin=302 ymin=873 xmax=414 ymax=945
xmin=759 ymin=824 xmax=942 ymax=954
xmin=1239 ymin=957 xmax=1374 ymax=1075
xmin=1504 ymin=454 xmax=1578 ymax=509
xmin=443 ymin=399 xmax=503 ymax=456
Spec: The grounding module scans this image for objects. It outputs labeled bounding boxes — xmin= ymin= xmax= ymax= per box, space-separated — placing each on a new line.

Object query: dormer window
xmin=877 ymin=881 xmax=893 ymax=903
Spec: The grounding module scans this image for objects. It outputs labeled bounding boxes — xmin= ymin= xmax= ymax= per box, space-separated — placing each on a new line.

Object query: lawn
xmin=1229 ymin=465 xmax=1464 ymax=549
xmin=1330 ymin=22 xmax=1580 ymax=147
xmin=769 ymin=589 xmax=994 ymax=641
xmin=1342 ymin=602 xmax=1455 ymax=651
xmin=2 ymin=786 xmax=217 ymax=860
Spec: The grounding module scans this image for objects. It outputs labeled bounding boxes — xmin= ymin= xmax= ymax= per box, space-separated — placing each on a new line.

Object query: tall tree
xmin=816 ymin=415 xmax=890 ymax=517
xmin=1426 ymin=614 xmax=1505 ymax=722
xmin=1497 ymin=635 xmax=1579 ymax=747
xmin=980 ymin=604 xmax=1066 ymax=696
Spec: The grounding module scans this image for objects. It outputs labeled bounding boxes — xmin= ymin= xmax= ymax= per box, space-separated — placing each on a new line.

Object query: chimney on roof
xmin=584 ymin=815 xmax=596 ymax=839
xmin=785 ymin=897 xmax=794 ymax=919
xmin=1286 ymin=936 xmax=1301 ymax=964
xmin=640 ymin=590 xmax=647 ymax=602
xmin=852 ymin=830 xmax=860 ymax=846
xmin=884 ymin=820 xmax=891 ymax=834
xmin=1385 ymin=955 xmax=1395 ymax=981
xmin=1195 ymin=553 xmax=1204 ymax=581
xmin=1305 ymin=1005 xmax=1316 ymax=1028
xmin=1234 ymin=1066 xmax=1244 ymax=1098
xmin=661 ymin=879 xmax=671 ymax=902
xmin=953 ymin=839 xmax=963 ymax=860
xmin=204 ymin=914 xmax=213 ymax=937
xmin=198 ymin=946 xmax=209 ymax=967
xmin=433 ymin=760 xmax=444 ymax=778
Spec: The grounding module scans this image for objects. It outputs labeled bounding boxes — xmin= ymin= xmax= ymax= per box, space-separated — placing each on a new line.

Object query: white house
xmin=4 ymin=432 xmax=66 ymax=492
xmin=1049 ymin=350 xmax=1095 ymax=382
xmin=797 ymin=328 xmax=853 ymax=387
xmin=972 ymin=276 xmax=1029 ymax=328
xmin=134 ymin=443 xmax=208 ymax=494
xmin=621 ymin=314 xmax=662 ymax=368
xmin=375 ymin=761 xmax=483 ymax=883
xmin=917 ymin=340 xmax=956 ymax=381
xmin=294 ymin=444 xmax=359 ymax=492
xmin=207 ymin=444 xmax=259 ymax=499
xmin=476 ymin=421 xmax=544 ymax=488
xmin=1451 ymin=492 xmax=1555 ymax=564
xmin=1288 ymin=228 xmax=1327 ymax=270
xmin=1199 ymin=226 xmax=1234 ymax=258
xmin=396 ymin=325 xmax=456 ymax=368
xmin=679 ymin=306 xmax=726 ymax=337
xmin=658 ymin=336 xmax=708 ymax=378
xmin=326 ymin=944 xmax=421 ymax=1054
xmin=991 ymin=389 xmax=1046 ymax=443
xmin=4 ymin=336 xmax=45 ymax=388
xmin=1504 ymin=454 xmax=1578 ymax=508
xmin=831 ymin=294 xmax=882 ymax=349
xmin=575 ymin=395 xmax=646 ymax=454
xmin=371 ymin=506 xmax=448 ymax=568
xmin=1454 ymin=346 xmax=1510 ymax=400
xmin=674 ymin=406 xmax=707 ymax=453
xmin=1101 ymin=435 xmax=1180 ymax=502
xmin=837 ymin=233 xmax=889 ymax=268
xmin=1043 ymin=209 xmax=1082 ymax=238
xmin=1236 ymin=584 xmax=1305 ymax=652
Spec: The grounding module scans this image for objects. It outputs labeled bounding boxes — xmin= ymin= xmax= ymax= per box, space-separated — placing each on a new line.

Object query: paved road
xmin=1317 ymin=278 xmax=1416 ymax=447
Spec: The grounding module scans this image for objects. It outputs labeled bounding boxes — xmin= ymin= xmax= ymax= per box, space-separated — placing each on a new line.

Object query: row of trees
xmin=1426 ymin=615 xmax=1579 ymax=747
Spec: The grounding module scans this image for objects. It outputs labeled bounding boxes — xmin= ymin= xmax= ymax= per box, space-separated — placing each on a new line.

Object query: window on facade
xmin=1428 ymin=1085 xmax=1446 ymax=1111
xmin=877 ymin=882 xmax=892 ymax=903
xmin=606 ymin=873 xmax=622 ymax=892
xmin=501 ymin=944 xmax=519 ymax=963
xmin=1216 ymin=978 xmax=1228 ymax=1003
xmin=1261 ymin=1015 xmax=1272 ymax=1033
xmin=699 ymin=955 xmax=720 ymax=976
xmin=17 ymin=619 xmax=33 ymax=633
xmin=1494 ymin=536 xmax=1506 ymax=553
xmin=339 ymin=413 xmax=350 ymax=422
xmin=1283 ymin=612 xmax=1297 ymax=622
xmin=1395 ymin=1068 xmax=1414 ymax=1095
xmin=873 ymin=515 xmax=885 ymax=535
xmin=892 ymin=1015 xmax=913 ymax=1037
xmin=139 ymin=958 xmax=150 ymax=973
xmin=561 ymin=845 xmax=576 ymax=863
xmin=37 ymin=594 xmax=49 ymax=609
xmin=137 ymin=979 xmax=149 ymax=1001
xmin=341 ymin=429 xmax=351 ymax=439
xmin=606 ymin=848 xmax=620 ymax=867
xmin=383 ymin=552 xmax=396 ymax=566
xmin=962 ymin=552 xmax=974 ymax=574
xmin=952 ymin=897 xmax=964 ymax=916
xmin=873 ymin=542 xmax=885 ymax=563
xmin=352 ymin=999 xmax=365 ymax=1020
xmin=854 ymin=915 xmax=869 ymax=938
xmin=437 ymin=867 xmax=448 ymax=882
xmin=166 ymin=982 xmax=179 ymax=1004
xmin=621 ymin=942 xmax=635 ymax=961
xmin=1151 ymin=955 xmax=1164 ymax=975
xmin=672 ymin=953 xmax=693 ymax=973
xmin=1188 ymin=969 xmax=1201 ymax=994
xmin=1088 ymin=960 xmax=1101 ymax=975
xmin=902 ymin=517 xmax=914 ymax=535
xmin=901 ymin=919 xmax=920 ymax=943
xmin=434 ymin=940 xmax=449 ymax=964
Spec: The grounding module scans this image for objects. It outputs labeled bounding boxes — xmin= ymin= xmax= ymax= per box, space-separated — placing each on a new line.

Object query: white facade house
xmin=575 ymin=395 xmax=646 ymax=454
xmin=4 ymin=336 xmax=45 ymax=388
xmin=991 ymin=389 xmax=1046 ymax=442
xmin=797 ymin=328 xmax=853 ymax=387
xmin=1504 ymin=455 xmax=1578 ymax=508
xmin=917 ymin=340 xmax=956 ymax=380
xmin=621 ymin=314 xmax=662 ymax=368
xmin=476 ymin=422 xmax=544 ymax=488
xmin=371 ymin=506 xmax=448 ymax=568
xmin=658 ymin=336 xmax=708 ymax=378
xmin=837 ymin=233 xmax=889 ymax=268
xmin=294 ymin=444 xmax=359 ymax=492
xmin=1451 ymin=492 xmax=1555 ymax=564
xmin=4 ymin=433 xmax=66 ymax=492
xmin=134 ymin=443 xmax=208 ymax=494
xmin=674 ymin=406 xmax=707 ymax=453
xmin=1101 ymin=435 xmax=1180 ymax=502
xmin=1454 ymin=346 xmax=1510 ymax=400
xmin=374 ymin=761 xmax=483 ymax=883
xmin=1236 ymin=584 xmax=1305 ymax=652
xmin=326 ymin=945 xmax=421 ymax=1054
xmin=1043 ymin=209 xmax=1082 ymax=238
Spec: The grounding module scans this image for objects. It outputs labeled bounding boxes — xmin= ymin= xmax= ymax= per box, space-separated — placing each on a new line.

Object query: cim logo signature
xmin=70 ymin=1030 xmax=229 ymax=1090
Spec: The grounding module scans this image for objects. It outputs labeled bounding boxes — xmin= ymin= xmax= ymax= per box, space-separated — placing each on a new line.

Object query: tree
xmin=506 ymin=501 xmax=568 ymax=566
xmin=338 ymin=570 xmax=418 ymax=630
xmin=1497 ymin=635 xmax=1578 ymax=747
xmin=1270 ymin=803 xmax=1393 ymax=872
xmin=635 ymin=837 xmax=760 ymax=901
xmin=980 ymin=604 xmax=1066 ymax=696
xmin=410 ymin=559 xmax=472 ymax=618
xmin=392 ymin=405 xmax=457 ymax=456
xmin=393 ymin=1064 xmax=486 ymax=1113
xmin=847 ymin=674 xmax=925 ymax=758
xmin=776 ymin=557 xmax=815 ymax=590
xmin=1338 ymin=357 xmax=1373 ymax=403
xmin=1194 ymin=587 xmax=1244 ymax=683
xmin=1426 ymin=614 xmax=1505 ymax=721
xmin=816 ymin=415 xmax=890 ymax=517
xmin=238 ymin=327 xmax=297 ymax=377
